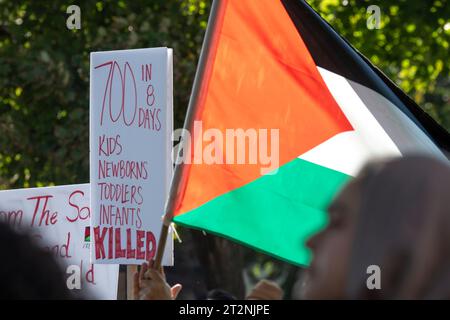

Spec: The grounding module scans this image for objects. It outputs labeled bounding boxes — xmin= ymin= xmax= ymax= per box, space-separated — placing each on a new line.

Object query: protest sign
xmin=90 ymin=47 xmax=173 ymax=265
xmin=0 ymin=184 xmax=119 ymax=299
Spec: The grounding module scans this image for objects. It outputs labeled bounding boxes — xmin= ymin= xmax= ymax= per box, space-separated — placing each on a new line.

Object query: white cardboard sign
xmin=0 ymin=184 xmax=119 ymax=299
xmin=90 ymin=48 xmax=173 ymax=265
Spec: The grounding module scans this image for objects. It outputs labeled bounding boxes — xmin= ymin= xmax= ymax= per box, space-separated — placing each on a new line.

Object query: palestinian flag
xmin=85 ymin=226 xmax=91 ymax=242
xmin=167 ymin=0 xmax=450 ymax=266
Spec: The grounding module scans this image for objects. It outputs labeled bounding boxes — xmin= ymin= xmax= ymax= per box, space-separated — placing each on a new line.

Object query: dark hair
xmin=0 ymin=222 xmax=73 ymax=299
xmin=347 ymin=155 xmax=450 ymax=299
xmin=206 ymin=289 xmax=236 ymax=300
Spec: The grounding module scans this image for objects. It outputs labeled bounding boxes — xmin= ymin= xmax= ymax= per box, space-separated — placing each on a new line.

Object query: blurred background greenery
xmin=0 ymin=0 xmax=449 ymax=298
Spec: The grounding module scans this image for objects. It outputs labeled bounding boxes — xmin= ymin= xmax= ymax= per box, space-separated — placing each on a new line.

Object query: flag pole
xmin=153 ymin=0 xmax=225 ymax=270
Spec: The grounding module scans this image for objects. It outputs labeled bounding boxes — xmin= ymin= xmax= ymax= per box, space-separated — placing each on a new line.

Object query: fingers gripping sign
xmin=133 ymin=260 xmax=182 ymax=300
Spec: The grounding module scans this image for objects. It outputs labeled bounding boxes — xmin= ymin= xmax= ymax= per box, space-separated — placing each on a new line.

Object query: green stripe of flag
xmin=174 ymin=158 xmax=350 ymax=266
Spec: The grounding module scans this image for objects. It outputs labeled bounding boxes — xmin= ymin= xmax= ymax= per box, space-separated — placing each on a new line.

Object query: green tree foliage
xmin=308 ymin=0 xmax=450 ymax=129
xmin=0 ymin=0 xmax=210 ymax=188
xmin=0 ymin=0 xmax=449 ymax=190
xmin=1 ymin=0 xmax=449 ymax=299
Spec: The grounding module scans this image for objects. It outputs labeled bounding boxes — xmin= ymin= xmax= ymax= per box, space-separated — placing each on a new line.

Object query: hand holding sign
xmin=133 ymin=260 xmax=182 ymax=300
